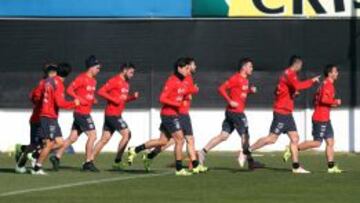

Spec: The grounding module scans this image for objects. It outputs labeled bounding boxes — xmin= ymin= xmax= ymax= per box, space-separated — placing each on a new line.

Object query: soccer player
xmin=282 ymin=64 xmax=343 ymax=173
xmin=15 ymin=64 xmax=56 ymax=173
xmin=32 ymin=63 xmax=79 ymax=175
xmin=92 ymin=63 xmax=139 ymax=169
xmin=127 ymin=57 xmax=195 ymax=176
xmin=142 ymin=57 xmax=207 ymax=173
xmin=248 ymin=55 xmax=320 ymax=173
xmin=197 ymin=58 xmax=263 ymax=170
xmin=51 ymin=55 xmax=100 ymax=172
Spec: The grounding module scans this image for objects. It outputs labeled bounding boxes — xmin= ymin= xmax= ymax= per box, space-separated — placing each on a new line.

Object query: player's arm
xmin=320 ymin=87 xmax=340 ymax=107
xmin=287 ymin=73 xmax=318 ymax=91
xmin=29 ymin=81 xmax=44 ymax=104
xmin=159 ymin=80 xmax=181 ymax=107
xmin=247 ymin=85 xmax=257 ymax=94
xmin=97 ymin=79 xmax=121 ymax=104
xmin=126 ymin=92 xmax=139 ymax=103
xmin=66 ymin=77 xmax=88 ymax=105
xmin=55 ymin=83 xmax=76 ymax=109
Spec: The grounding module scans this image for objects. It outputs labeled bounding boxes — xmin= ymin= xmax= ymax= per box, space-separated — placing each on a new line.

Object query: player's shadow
xmin=105 ymin=169 xmax=153 ymax=174
xmin=210 ymin=167 xmax=253 ymax=173
xmin=54 ymin=165 xmax=84 ymax=172
xmin=262 ymin=166 xmax=292 ymax=172
xmin=0 ymin=168 xmax=16 ymax=174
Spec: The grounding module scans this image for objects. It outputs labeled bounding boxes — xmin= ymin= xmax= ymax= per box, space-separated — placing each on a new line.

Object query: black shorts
xmin=312 ymin=121 xmax=334 ymax=142
xmin=221 ymin=111 xmax=248 ymax=136
xmin=159 ymin=115 xmax=182 ymax=139
xmin=71 ymin=113 xmax=96 ymax=135
xmin=270 ymin=112 xmax=297 ymax=135
xmin=179 ymin=114 xmax=193 ymax=136
xmin=40 ymin=117 xmax=62 ymax=140
xmin=103 ymin=115 xmax=128 ymax=134
xmin=30 ymin=122 xmax=42 ymax=145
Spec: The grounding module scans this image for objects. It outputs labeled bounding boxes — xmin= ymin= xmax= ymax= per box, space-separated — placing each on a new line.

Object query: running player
xmin=32 ymin=63 xmax=79 ymax=175
xmin=197 ymin=58 xmax=263 ymax=170
xmin=50 ymin=55 xmax=100 ymax=172
xmin=15 ymin=64 xmax=56 ymax=173
xmin=127 ymin=57 xmax=194 ymax=176
xmin=282 ymin=64 xmax=343 ymax=173
xmin=142 ymin=57 xmax=207 ymax=173
xmin=248 ymin=55 xmax=320 ymax=173
xmin=92 ymin=63 xmax=139 ymax=170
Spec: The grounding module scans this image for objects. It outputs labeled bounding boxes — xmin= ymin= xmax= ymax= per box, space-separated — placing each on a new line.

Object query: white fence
xmin=1 ymin=108 xmax=359 ymax=153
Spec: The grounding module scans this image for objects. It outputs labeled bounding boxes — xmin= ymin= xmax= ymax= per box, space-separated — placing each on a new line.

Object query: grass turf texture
xmin=0 ymin=152 xmax=359 ymax=203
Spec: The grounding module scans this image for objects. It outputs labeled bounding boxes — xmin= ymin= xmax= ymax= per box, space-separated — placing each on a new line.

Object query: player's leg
xmin=325 ymin=123 xmax=342 ymax=173
xmin=55 ymin=127 xmax=79 ymax=160
xmin=32 ymin=139 xmax=54 ymax=175
xmin=250 ymin=113 xmax=289 ymax=152
xmin=113 ymin=128 xmax=131 ymax=167
xmin=173 ymin=130 xmax=191 ymax=176
xmin=84 ymin=129 xmax=97 ymax=162
xmin=146 ymin=138 xmax=175 ymax=161
xmin=288 ymin=131 xmax=310 ymax=173
xmin=92 ymin=130 xmax=113 ymax=160
xmin=127 ymin=133 xmax=169 ymax=165
xmin=198 ymin=113 xmax=234 ymax=165
xmin=249 ymin=133 xmax=278 ymax=151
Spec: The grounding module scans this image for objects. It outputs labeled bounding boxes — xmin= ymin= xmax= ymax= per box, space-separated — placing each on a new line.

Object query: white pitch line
xmin=0 ymin=171 xmax=171 ymax=197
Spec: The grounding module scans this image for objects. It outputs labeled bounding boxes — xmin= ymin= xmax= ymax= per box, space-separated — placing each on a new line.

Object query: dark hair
xmin=323 ymin=64 xmax=337 ymax=77
xmin=120 ymin=62 xmax=136 ymax=71
xmin=289 ymin=55 xmax=302 ymax=66
xmin=85 ymin=55 xmax=99 ymax=69
xmin=57 ymin=62 xmax=72 ymax=78
xmin=185 ymin=57 xmax=195 ymax=65
xmin=43 ymin=63 xmax=58 ymax=75
xmin=173 ymin=57 xmax=188 ymax=73
xmin=238 ymin=57 xmax=253 ymax=69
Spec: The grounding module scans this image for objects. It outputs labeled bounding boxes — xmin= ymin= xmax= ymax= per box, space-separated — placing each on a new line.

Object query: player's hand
xmin=120 ymin=95 xmax=127 ymax=100
xmin=335 ymin=99 xmax=342 ymax=106
xmin=294 ymin=91 xmax=300 ymax=97
xmin=74 ymin=99 xmax=80 ymax=106
xmin=93 ymin=98 xmax=98 ymax=104
xmin=133 ymin=92 xmax=140 ymax=99
xmin=194 ymin=84 xmax=199 ymax=92
xmin=250 ymin=86 xmax=257 ymax=93
xmin=229 ymin=100 xmax=239 ymax=108
xmin=312 ymin=75 xmax=321 ymax=83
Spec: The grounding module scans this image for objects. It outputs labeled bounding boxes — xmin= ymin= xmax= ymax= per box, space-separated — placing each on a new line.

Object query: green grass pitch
xmin=0 ymin=152 xmax=359 ymax=203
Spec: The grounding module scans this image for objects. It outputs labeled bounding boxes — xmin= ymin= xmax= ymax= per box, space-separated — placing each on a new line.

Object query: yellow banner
xmin=227 ymin=0 xmax=356 ymax=17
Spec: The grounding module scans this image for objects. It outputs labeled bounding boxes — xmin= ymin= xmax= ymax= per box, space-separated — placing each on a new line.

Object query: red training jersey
xmin=40 ymin=76 xmax=76 ymax=119
xmin=29 ymin=79 xmax=45 ymax=123
xmin=97 ymin=75 xmax=137 ymax=116
xmin=312 ymin=78 xmax=338 ymax=122
xmin=218 ymin=73 xmax=255 ymax=113
xmin=273 ymin=68 xmax=314 ymax=115
xmin=67 ymin=73 xmax=97 ymax=115
xmin=160 ymin=74 xmax=188 ymax=116
xmin=179 ymin=75 xmax=198 ymax=115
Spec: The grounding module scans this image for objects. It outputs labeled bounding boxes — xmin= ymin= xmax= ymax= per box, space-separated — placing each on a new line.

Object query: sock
xmin=192 ymin=160 xmax=199 ymax=168
xmin=34 ymin=163 xmax=42 ymax=171
xmin=247 ymin=155 xmax=254 ymax=163
xmin=147 ymin=148 xmax=161 ymax=159
xmin=17 ymin=153 xmax=28 ymax=167
xmin=328 ymin=161 xmax=335 ymax=169
xmin=135 ymin=144 xmax=146 ymax=153
xmin=20 ymin=145 xmax=27 ymax=152
xmin=114 ymin=158 xmax=122 ymax=163
xmin=175 ymin=160 xmax=183 ymax=171
xmin=292 ymin=162 xmax=300 ymax=169
xmin=33 ymin=151 xmax=40 ymax=159
xmin=202 ymin=148 xmax=208 ymax=154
